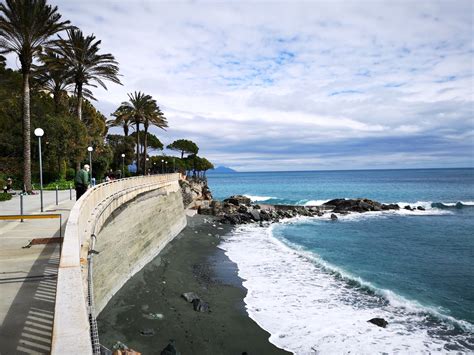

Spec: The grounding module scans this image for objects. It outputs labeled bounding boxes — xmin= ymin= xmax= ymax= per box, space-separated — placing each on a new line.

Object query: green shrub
xmin=0 ymin=193 xmax=12 ymax=202
xmin=43 ymin=180 xmax=74 ymax=190
xmin=66 ymin=168 xmax=76 ymax=180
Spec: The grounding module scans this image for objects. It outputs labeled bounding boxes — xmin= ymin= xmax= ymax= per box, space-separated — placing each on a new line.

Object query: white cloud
xmin=5 ymin=0 xmax=473 ymax=171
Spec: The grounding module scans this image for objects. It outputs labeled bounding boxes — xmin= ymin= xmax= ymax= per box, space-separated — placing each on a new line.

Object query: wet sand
xmin=97 ymin=215 xmax=290 ymax=355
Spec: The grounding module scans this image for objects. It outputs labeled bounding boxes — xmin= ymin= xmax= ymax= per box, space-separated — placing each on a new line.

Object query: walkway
xmin=0 ymin=191 xmax=75 ymax=354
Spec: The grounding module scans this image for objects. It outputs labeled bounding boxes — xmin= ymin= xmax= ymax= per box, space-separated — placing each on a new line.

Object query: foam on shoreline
xmin=220 ymin=222 xmax=473 ymax=354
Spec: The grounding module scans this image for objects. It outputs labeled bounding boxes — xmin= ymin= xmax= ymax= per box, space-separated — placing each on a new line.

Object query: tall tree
xmin=115 ymin=92 xmax=154 ymax=174
xmin=0 ymin=0 xmax=70 ymax=192
xmin=35 ymin=50 xmax=96 ymax=112
xmin=142 ymin=102 xmax=167 ymax=172
xmin=53 ymin=28 xmax=121 ymax=122
xmin=167 ymin=139 xmax=199 ymax=159
xmin=108 ymin=105 xmax=132 ymax=136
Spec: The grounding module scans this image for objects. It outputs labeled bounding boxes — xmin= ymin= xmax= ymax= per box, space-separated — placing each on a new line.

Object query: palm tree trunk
xmin=76 ymin=83 xmax=83 ymax=121
xmin=135 ymin=121 xmax=140 ymax=174
xmin=143 ymin=124 xmax=148 ymax=173
xmin=124 ymin=123 xmax=129 ymax=136
xmin=22 ymin=72 xmax=32 ymax=193
xmin=75 ymin=83 xmax=83 ymax=171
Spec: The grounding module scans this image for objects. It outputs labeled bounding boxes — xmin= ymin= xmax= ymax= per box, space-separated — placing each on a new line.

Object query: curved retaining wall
xmin=51 ymin=174 xmax=185 ymax=354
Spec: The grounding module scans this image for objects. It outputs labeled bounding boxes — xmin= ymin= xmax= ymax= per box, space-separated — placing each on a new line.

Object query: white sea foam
xmin=220 ymin=224 xmax=471 ymax=354
xmin=244 ymin=194 xmax=275 ymax=202
xmin=304 ymin=199 xmax=330 ymax=206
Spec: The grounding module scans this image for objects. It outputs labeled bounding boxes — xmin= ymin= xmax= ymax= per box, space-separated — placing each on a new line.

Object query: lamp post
xmin=121 ymin=153 xmax=125 ymax=178
xmin=34 ymin=128 xmax=44 ymax=212
xmin=161 ymin=159 xmax=164 ymax=174
xmin=165 ymin=161 xmax=168 ymax=173
xmin=87 ymin=146 xmax=93 ymax=184
xmin=145 ymin=157 xmax=149 ymax=175
xmin=153 ymin=162 xmax=156 ymax=174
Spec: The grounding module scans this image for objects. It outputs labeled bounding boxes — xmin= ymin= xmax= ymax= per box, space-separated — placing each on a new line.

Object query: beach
xmin=97 ymin=215 xmax=290 ymax=354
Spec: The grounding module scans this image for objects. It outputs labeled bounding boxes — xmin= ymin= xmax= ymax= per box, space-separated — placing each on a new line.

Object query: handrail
xmin=51 ymin=174 xmax=180 ymax=354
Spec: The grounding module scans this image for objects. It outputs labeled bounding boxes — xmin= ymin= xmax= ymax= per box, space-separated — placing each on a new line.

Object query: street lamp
xmin=145 ymin=157 xmax=149 ymax=175
xmin=165 ymin=161 xmax=168 ymax=173
xmin=34 ymin=128 xmax=44 ymax=212
xmin=87 ymin=146 xmax=93 ymax=184
xmin=161 ymin=159 xmax=164 ymax=174
xmin=121 ymin=153 xmax=125 ymax=178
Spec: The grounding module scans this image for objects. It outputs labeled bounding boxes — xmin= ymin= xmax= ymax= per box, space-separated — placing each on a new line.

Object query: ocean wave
xmin=244 ymin=194 xmax=276 ymax=202
xmin=220 ymin=223 xmax=473 ymax=354
xmin=431 ymin=201 xmax=474 ymax=209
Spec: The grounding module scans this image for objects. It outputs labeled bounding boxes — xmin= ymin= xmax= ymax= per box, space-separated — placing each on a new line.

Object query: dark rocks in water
xmin=223 ymin=195 xmax=251 ymax=206
xmin=181 ymin=292 xmax=200 ymax=303
xmin=382 ymin=203 xmax=399 ymax=210
xmin=325 ymin=198 xmax=399 ymax=213
xmin=368 ymin=317 xmax=388 ymax=328
xmin=192 ymin=298 xmax=210 ymax=312
xmin=161 ymin=340 xmax=181 ymax=355
xmin=198 ymin=206 xmax=214 ymax=215
xmin=330 ymin=213 xmax=338 ymax=220
xmin=417 ymin=206 xmax=425 ymax=211
xmin=404 ymin=205 xmax=413 ymax=211
xmin=140 ymin=328 xmax=155 ymax=336
xmin=249 ymin=209 xmax=261 ymax=221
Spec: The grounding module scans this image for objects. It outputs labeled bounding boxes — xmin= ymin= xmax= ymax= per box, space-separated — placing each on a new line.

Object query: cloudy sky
xmin=7 ymin=0 xmax=473 ymax=171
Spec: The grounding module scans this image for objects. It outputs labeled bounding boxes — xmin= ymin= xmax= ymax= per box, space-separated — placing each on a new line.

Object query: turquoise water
xmin=209 ymin=168 xmax=474 ymax=351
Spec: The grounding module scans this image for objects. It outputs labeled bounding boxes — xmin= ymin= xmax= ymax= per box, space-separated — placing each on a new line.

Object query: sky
xmin=6 ymin=0 xmax=473 ymax=171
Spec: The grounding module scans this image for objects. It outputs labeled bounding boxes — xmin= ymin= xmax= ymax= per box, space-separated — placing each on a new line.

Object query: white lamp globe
xmin=121 ymin=153 xmax=125 ymax=158
xmin=87 ymin=146 xmax=93 ymax=152
xmin=34 ymin=128 xmax=44 ymax=137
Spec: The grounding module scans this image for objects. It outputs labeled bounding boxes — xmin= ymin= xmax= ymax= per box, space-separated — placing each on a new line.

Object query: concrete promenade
xmin=0 ymin=190 xmax=75 ymax=354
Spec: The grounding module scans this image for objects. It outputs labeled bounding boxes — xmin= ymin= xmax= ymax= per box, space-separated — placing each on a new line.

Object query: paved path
xmin=0 ymin=191 xmax=76 ymax=354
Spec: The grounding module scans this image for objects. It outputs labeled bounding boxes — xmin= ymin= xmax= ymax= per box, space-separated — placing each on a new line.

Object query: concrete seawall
xmin=51 ymin=174 xmax=186 ymax=354
xmin=93 ymin=188 xmax=186 ymax=314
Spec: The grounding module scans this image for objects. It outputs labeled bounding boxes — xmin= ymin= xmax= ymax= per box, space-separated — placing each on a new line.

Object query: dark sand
xmin=97 ymin=215 xmax=290 ymax=355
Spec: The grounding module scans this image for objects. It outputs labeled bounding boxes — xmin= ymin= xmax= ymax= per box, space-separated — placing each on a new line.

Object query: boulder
xmin=249 ymin=209 xmax=261 ymax=221
xmin=368 ymin=317 xmax=388 ymax=328
xmin=198 ymin=207 xmax=213 ymax=215
xmin=160 ymin=340 xmax=180 ymax=355
xmin=192 ymin=298 xmax=209 ymax=312
xmin=181 ymin=292 xmax=199 ymax=303
xmin=330 ymin=213 xmax=338 ymax=220
xmin=404 ymin=205 xmax=413 ymax=211
xmin=223 ymin=195 xmax=251 ymax=206
xmin=417 ymin=206 xmax=425 ymax=211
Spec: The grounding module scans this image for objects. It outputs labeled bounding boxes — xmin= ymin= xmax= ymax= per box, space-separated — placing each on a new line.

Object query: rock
xmin=223 ymin=195 xmax=251 ymax=206
xmin=259 ymin=210 xmax=271 ymax=221
xmin=330 ymin=213 xmax=338 ymax=220
xmin=238 ymin=205 xmax=248 ymax=213
xmin=198 ymin=207 xmax=214 ymax=215
xmin=140 ymin=328 xmax=155 ymax=336
xmin=181 ymin=292 xmax=199 ymax=303
xmin=368 ymin=317 xmax=388 ymax=328
xmin=417 ymin=206 xmax=425 ymax=211
xmin=249 ymin=209 xmax=261 ymax=221
xmin=160 ymin=340 xmax=180 ymax=355
xmin=192 ymin=298 xmax=209 ymax=312
xmin=404 ymin=205 xmax=413 ymax=211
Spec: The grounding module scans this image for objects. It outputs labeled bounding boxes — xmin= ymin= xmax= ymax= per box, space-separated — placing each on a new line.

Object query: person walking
xmin=75 ymin=164 xmax=90 ymax=200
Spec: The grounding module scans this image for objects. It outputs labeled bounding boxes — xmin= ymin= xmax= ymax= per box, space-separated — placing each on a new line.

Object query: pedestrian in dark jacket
xmin=75 ymin=164 xmax=90 ymax=200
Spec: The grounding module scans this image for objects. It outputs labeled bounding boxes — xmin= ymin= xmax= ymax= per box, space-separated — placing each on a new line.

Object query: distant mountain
xmin=210 ymin=166 xmax=237 ymax=173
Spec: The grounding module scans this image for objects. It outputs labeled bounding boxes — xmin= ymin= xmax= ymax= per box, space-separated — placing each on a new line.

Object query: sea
xmin=208 ymin=168 xmax=474 ymax=354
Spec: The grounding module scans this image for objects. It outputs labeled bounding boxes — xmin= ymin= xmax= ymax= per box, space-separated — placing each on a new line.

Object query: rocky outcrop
xmin=180 ymin=178 xmax=213 ymax=208
xmin=324 ymin=198 xmax=400 ymax=213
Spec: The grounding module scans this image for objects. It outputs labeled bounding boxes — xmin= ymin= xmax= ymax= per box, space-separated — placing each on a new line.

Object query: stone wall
xmin=93 ymin=188 xmax=186 ymax=314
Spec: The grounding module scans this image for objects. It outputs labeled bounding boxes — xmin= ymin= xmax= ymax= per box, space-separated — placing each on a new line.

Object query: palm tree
xmin=0 ymin=0 xmax=70 ymax=192
xmin=53 ymin=28 xmax=121 ymax=122
xmin=142 ymin=102 xmax=167 ymax=172
xmin=108 ymin=105 xmax=132 ymax=136
xmin=115 ymin=92 xmax=154 ymax=174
